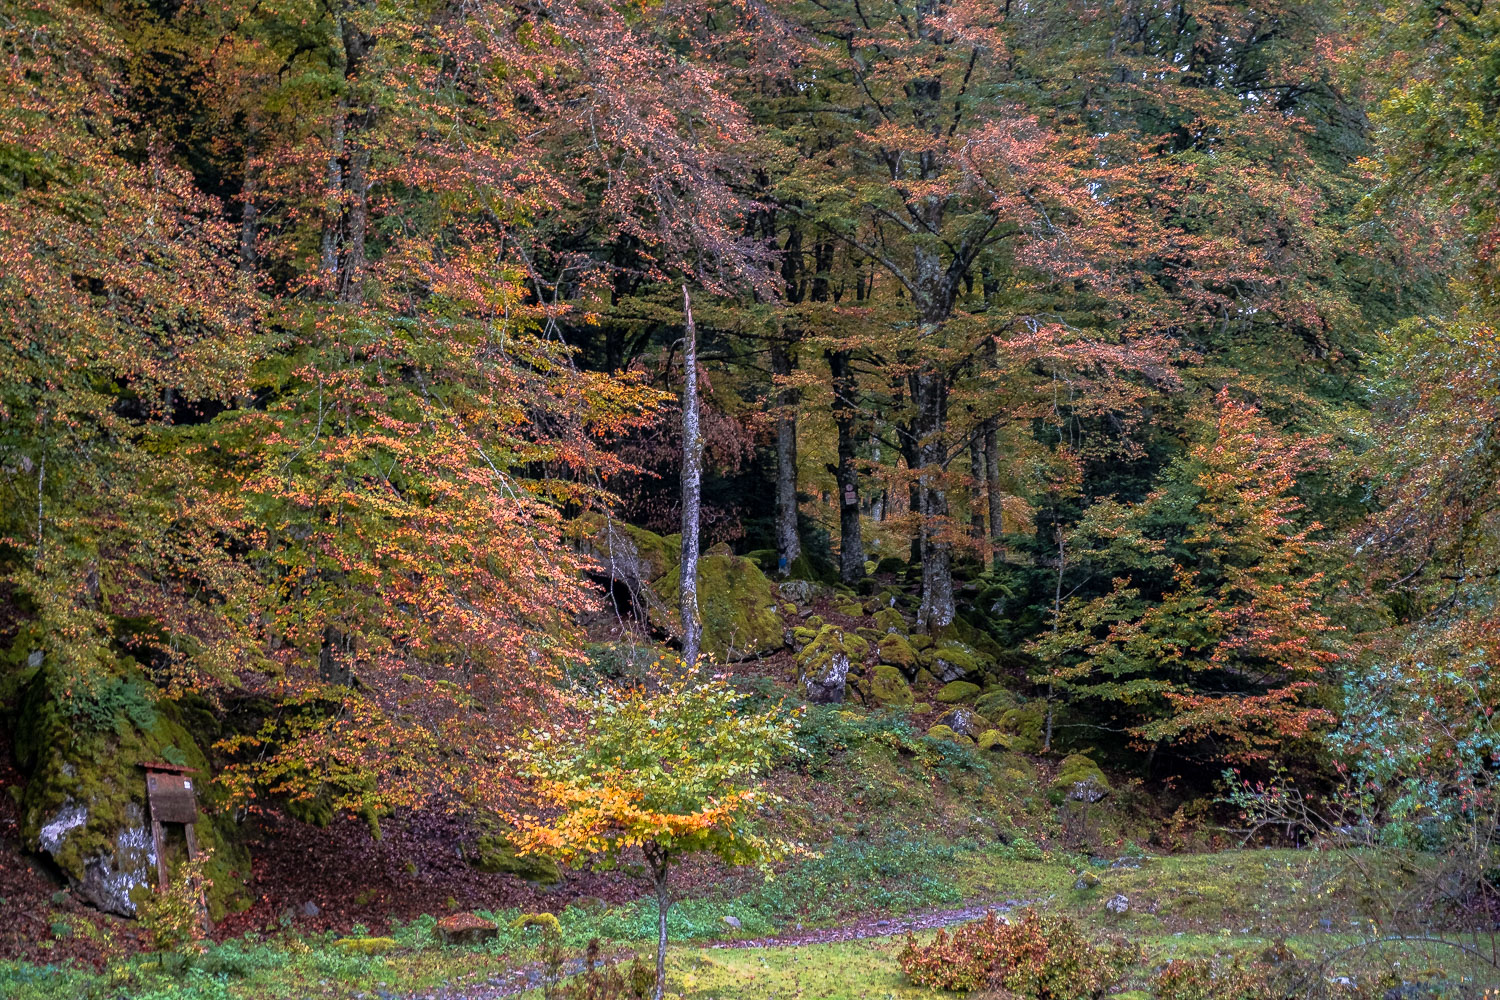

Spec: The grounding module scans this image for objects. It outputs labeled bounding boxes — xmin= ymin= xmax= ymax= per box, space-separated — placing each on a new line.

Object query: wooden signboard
xmin=146 ymin=769 xmax=199 ymax=824
xmin=141 ymin=762 xmax=204 ymax=919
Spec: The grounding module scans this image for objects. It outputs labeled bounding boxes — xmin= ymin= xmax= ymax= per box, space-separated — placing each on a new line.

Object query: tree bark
xmin=985 ymin=417 xmax=1004 ymax=569
xmin=914 ymin=364 xmax=954 ymax=629
xmin=771 ymin=338 xmax=800 ymax=575
xmin=646 ymin=845 xmax=672 ymax=1000
xmin=828 ymin=349 xmax=864 ymax=582
xmin=679 ymin=284 xmax=703 ymax=666
xmin=968 ymin=423 xmax=986 ymax=548
xmin=239 ymin=153 xmax=258 ymax=276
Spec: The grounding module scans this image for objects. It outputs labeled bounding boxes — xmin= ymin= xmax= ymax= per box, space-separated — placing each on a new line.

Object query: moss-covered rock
xmin=976 ymin=729 xmax=1007 ymax=751
xmin=16 ymin=664 xmax=250 ymax=919
xmin=922 ymin=642 xmax=988 ymax=682
xmin=935 ymin=681 xmax=981 ymax=704
xmin=913 ymin=667 xmax=937 ymax=687
xmin=567 ymin=515 xmax=676 ymax=587
xmin=790 ymin=626 xmax=819 ymax=651
xmin=871 ymin=608 xmax=905 ymax=634
xmin=832 ymin=600 xmax=864 ymax=617
xmin=1051 ymin=754 xmax=1110 ymax=803
xmin=705 ymin=541 xmax=733 ymax=556
xmin=910 ymin=634 xmax=934 ymax=652
xmin=998 ymin=704 xmax=1046 ymax=753
xmin=786 ymin=551 xmax=836 ymax=584
xmin=797 ymin=626 xmax=868 ymax=704
xmin=926 ymin=724 xmax=959 ymax=742
xmin=867 ymin=665 xmax=914 ymax=707
xmin=877 ymin=634 xmax=919 ymax=673
xmin=650 ymin=554 xmax=785 ymax=662
xmin=975 ymin=687 xmax=1020 ymax=719
xmin=936 ymin=706 xmax=981 ymax=737
xmin=873 ymin=556 xmax=908 ymax=575
xmin=468 ymin=831 xmax=561 ymax=885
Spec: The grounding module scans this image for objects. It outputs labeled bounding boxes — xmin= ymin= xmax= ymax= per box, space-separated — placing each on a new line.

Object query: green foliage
xmin=898 ymin=908 xmax=1133 ymax=997
xmin=63 ymin=674 xmax=158 ymax=736
xmin=511 ymin=661 xmax=803 ymax=869
xmin=136 ymin=849 xmax=212 ymax=954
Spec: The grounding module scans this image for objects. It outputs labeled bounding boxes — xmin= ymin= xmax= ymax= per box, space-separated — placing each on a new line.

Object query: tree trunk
xmin=968 ymin=424 xmax=986 ymax=548
xmin=985 ymin=417 xmax=1004 ymax=569
xmin=771 ymin=338 xmax=800 ymax=575
xmin=914 ymin=365 xmax=954 ymax=629
xmin=679 ymin=284 xmax=703 ymax=666
xmin=647 ymin=847 xmax=672 ymax=1000
xmin=239 ymin=154 xmax=258 ymax=276
xmin=828 ymin=349 xmax=865 ymax=583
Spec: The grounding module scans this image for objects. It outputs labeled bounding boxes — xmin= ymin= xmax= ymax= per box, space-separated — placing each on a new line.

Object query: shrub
xmin=135 ymin=849 xmax=212 ymax=955
xmin=1150 ymin=958 xmax=1278 ymax=1000
xmin=898 ymin=908 xmax=1131 ymax=998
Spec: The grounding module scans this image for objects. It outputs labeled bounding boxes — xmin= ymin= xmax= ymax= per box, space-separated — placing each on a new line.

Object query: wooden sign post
xmin=141 ymin=762 xmax=209 ymax=928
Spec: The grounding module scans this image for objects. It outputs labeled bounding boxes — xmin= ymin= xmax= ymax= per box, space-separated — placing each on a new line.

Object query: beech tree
xmin=511 ymin=664 xmax=801 ymax=1000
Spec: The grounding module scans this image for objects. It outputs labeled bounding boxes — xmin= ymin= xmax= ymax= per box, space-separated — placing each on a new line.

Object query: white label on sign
xmin=183 ymin=780 xmax=192 ymax=789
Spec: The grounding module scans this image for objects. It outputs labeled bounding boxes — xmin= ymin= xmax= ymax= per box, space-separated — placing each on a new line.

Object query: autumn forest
xmin=3 ymin=0 xmax=1500 ymax=997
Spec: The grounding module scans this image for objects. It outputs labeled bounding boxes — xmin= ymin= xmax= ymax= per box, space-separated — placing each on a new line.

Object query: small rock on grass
xmin=1104 ymin=894 xmax=1129 ymax=914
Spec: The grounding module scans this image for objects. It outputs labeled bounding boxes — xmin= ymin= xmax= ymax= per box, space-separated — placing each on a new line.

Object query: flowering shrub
xmin=897 ymin=908 xmax=1131 ymax=997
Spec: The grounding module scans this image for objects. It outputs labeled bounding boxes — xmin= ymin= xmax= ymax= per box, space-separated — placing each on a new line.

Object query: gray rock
xmin=939 ymin=707 xmax=979 ymax=737
xmin=803 ymin=651 xmax=849 ymax=704
xmin=1073 ymin=872 xmax=1100 ymax=890
xmin=38 ymin=799 xmax=156 ymax=917
xmin=1104 ymin=894 xmax=1129 ymax=914
xmin=302 ymin=899 xmax=321 ymax=917
xmin=722 ymin=915 xmax=741 ymax=929
xmin=778 ymin=579 xmax=816 ymax=605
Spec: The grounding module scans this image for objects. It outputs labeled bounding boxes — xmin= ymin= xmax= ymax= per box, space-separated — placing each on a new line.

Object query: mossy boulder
xmin=797 ymin=626 xmax=868 ymax=704
xmin=873 ymin=556 xmax=908 ymax=575
xmin=1052 ymin=754 xmax=1110 ymax=804
xmin=976 ymin=729 xmax=1007 ymax=751
xmin=872 ymin=608 xmax=905 ymax=634
xmin=832 ymin=600 xmax=864 ymax=617
xmin=922 ymin=642 xmax=988 ymax=683
xmin=926 ymin=724 xmax=959 ymax=742
xmin=568 ymin=515 xmax=676 ymax=587
xmin=15 ymin=664 xmax=250 ymax=919
xmin=789 ymin=626 xmax=819 ymax=651
xmin=975 ymin=687 xmax=1020 ymax=719
xmin=935 ymin=681 xmax=981 ymax=704
xmin=910 ymin=634 xmax=934 ymax=652
xmin=914 ymin=667 xmax=937 ymax=687
xmin=935 ymin=706 xmax=981 ymax=737
xmin=650 ymin=554 xmax=785 ymax=661
xmin=998 ymin=704 xmax=1046 ymax=753
xmin=867 ymin=665 xmax=914 ymax=707
xmin=877 ymin=634 xmax=919 ymax=673
xmin=705 ymin=541 xmax=733 ymax=556
xmin=467 ymin=830 xmax=561 ymax=885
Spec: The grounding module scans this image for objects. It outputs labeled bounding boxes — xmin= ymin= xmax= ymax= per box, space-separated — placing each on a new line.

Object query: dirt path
xmin=417 ymin=898 xmax=1025 ymax=1000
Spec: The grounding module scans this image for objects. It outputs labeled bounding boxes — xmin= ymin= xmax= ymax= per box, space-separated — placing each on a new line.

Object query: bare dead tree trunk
xmin=771 ymin=338 xmax=801 ymax=575
xmin=679 ymin=284 xmax=703 ymax=666
xmin=828 ymin=349 xmax=865 ymax=582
